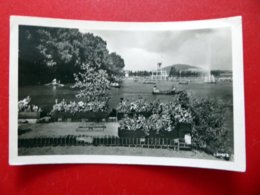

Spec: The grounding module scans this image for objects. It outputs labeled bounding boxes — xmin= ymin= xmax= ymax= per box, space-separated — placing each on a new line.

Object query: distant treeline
xmin=210 ymin=70 xmax=232 ymax=77
xmin=19 ymin=26 xmax=125 ymax=86
xmin=128 ymin=70 xmax=152 ymax=77
xmin=168 ymin=67 xmax=231 ymax=77
xmin=127 ymin=68 xmax=231 ymax=78
xmin=169 ymin=67 xmax=201 ymax=77
xmin=127 ymin=69 xmax=199 ymax=77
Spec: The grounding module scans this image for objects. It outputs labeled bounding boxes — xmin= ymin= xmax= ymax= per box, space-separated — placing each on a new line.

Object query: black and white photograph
xmin=9 ymin=16 xmax=245 ymax=171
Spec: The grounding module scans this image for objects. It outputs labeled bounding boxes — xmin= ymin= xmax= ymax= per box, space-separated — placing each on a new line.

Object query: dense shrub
xmin=72 ymin=63 xmax=111 ymax=103
xmin=190 ymin=98 xmax=230 ymax=154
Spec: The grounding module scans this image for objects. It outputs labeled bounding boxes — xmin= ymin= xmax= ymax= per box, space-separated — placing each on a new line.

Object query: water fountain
xmin=204 ymin=36 xmax=216 ymax=84
xmin=204 ymin=71 xmax=216 ymax=83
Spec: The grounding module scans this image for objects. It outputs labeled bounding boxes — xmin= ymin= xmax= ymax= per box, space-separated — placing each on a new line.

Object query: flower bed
xmin=18 ymin=97 xmax=41 ymax=119
xmin=116 ymin=97 xmax=192 ymax=120
xmin=50 ymin=100 xmax=109 ymax=121
xmin=116 ymin=92 xmax=190 ymax=114
xmin=118 ymin=101 xmax=193 ymax=136
xmin=117 ymin=97 xmax=230 ymax=155
xmin=118 ymin=123 xmax=191 ymax=139
xmin=117 ymin=112 xmax=152 ymax=120
xmin=51 ymin=100 xmax=108 ymax=113
xmin=116 ymin=97 xmax=155 ymax=113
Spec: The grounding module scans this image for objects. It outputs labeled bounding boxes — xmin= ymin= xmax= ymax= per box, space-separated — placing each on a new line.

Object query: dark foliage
xmin=19 ymin=25 xmax=125 ymax=86
xmin=190 ymin=98 xmax=230 ymax=154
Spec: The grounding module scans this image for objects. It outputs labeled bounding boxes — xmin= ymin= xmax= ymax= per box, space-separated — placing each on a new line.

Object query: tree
xmin=19 ymin=26 xmax=53 ymax=85
xmin=19 ymin=26 xmax=83 ymax=85
xmin=107 ymin=52 xmax=125 ymax=76
xmin=19 ymin=25 xmax=125 ymax=86
xmin=169 ymin=67 xmax=177 ymax=77
xmin=190 ymin=98 xmax=229 ymax=154
xmin=72 ymin=63 xmax=111 ymax=103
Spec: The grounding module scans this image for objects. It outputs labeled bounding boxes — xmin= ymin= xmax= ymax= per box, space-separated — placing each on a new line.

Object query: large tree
xmin=19 ymin=25 xmax=125 ymax=86
xmin=72 ymin=63 xmax=111 ymax=102
xmin=107 ymin=52 xmax=125 ymax=77
xmin=169 ymin=66 xmax=178 ymax=77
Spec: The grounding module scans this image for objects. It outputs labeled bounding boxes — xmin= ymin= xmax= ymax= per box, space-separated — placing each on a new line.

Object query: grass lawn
xmin=19 ymin=122 xmax=119 ymax=138
xmin=18 ymin=119 xmax=233 ymax=160
xmin=18 ymin=145 xmax=230 ymax=161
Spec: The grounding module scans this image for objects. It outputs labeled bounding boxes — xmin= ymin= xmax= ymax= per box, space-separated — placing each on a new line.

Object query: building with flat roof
xmin=151 ymin=63 xmax=168 ymax=80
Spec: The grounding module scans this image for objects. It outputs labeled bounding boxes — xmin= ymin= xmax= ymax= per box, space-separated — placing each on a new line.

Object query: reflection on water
xmin=19 ymin=79 xmax=233 ymax=112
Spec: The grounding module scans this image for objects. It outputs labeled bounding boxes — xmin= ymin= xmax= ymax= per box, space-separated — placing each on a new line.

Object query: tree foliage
xmin=19 ymin=25 xmax=125 ymax=86
xmin=72 ymin=63 xmax=111 ymax=102
xmin=107 ymin=52 xmax=125 ymax=76
xmin=128 ymin=70 xmax=152 ymax=77
xmin=190 ymin=98 xmax=230 ymax=154
xmin=169 ymin=67 xmax=178 ymax=77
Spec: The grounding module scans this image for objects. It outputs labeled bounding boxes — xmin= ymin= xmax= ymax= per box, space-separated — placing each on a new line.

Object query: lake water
xmin=19 ymin=78 xmax=233 ymax=112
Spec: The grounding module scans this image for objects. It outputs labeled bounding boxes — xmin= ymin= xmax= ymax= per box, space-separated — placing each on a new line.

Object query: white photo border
xmin=9 ymin=16 xmax=246 ymax=172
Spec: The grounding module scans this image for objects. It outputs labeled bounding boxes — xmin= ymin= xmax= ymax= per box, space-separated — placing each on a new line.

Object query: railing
xmin=18 ymin=135 xmax=191 ymax=151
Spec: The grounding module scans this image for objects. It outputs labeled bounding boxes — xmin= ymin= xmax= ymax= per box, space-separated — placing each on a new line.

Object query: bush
xmin=72 ymin=63 xmax=111 ymax=102
xmin=190 ymin=98 xmax=230 ymax=154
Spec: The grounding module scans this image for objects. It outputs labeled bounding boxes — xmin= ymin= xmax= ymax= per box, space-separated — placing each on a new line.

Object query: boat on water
xmin=152 ymin=90 xmax=182 ymax=95
xmin=111 ymin=82 xmax=120 ymax=88
xmin=143 ymin=80 xmax=156 ymax=84
xmin=134 ymin=78 xmax=139 ymax=82
xmin=179 ymin=81 xmax=189 ymax=85
xmin=45 ymin=79 xmax=64 ymax=87
xmin=152 ymin=85 xmax=182 ymax=95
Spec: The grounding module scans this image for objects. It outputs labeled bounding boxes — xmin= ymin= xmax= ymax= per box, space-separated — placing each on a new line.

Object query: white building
xmin=124 ymin=70 xmax=129 ymax=78
xmin=151 ymin=63 xmax=168 ymax=80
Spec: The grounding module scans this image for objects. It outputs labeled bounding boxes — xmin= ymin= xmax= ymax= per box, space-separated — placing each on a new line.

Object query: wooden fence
xmin=18 ymin=135 xmax=191 ymax=151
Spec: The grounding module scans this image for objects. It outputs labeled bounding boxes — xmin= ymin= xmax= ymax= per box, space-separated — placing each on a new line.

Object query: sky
xmin=80 ymin=27 xmax=232 ymax=71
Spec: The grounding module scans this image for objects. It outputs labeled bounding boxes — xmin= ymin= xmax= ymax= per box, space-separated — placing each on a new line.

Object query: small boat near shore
xmin=111 ymin=82 xmax=120 ymax=88
xmin=45 ymin=79 xmax=64 ymax=87
xmin=178 ymin=81 xmax=189 ymax=85
xmin=152 ymin=90 xmax=182 ymax=95
xmin=143 ymin=80 xmax=156 ymax=84
xmin=152 ymin=85 xmax=182 ymax=95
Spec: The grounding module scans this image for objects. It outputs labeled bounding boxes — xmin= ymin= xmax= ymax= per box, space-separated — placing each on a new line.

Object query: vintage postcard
xmin=9 ymin=16 xmax=245 ymax=171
